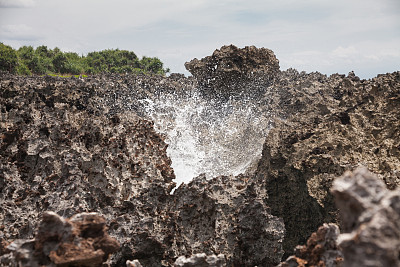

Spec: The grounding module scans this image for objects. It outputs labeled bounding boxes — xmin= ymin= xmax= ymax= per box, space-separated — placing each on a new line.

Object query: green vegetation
xmin=0 ymin=43 xmax=170 ymax=76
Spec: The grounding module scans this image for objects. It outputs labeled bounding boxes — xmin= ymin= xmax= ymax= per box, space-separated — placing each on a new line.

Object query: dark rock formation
xmin=185 ymin=45 xmax=279 ymax=95
xmin=0 ymin=211 xmax=119 ymax=266
xmin=0 ymin=71 xmax=285 ymax=266
xmin=332 ymin=167 xmax=400 ymax=267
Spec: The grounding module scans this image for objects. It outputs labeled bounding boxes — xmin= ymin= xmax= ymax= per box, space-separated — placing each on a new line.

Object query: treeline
xmin=0 ymin=43 xmax=170 ymax=76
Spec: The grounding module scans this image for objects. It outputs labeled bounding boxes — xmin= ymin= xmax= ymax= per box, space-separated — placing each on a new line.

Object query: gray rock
xmin=331 ymin=167 xmax=400 ymax=267
xmin=126 ymin=259 xmax=144 ymax=267
xmin=174 ymin=253 xmax=226 ymax=267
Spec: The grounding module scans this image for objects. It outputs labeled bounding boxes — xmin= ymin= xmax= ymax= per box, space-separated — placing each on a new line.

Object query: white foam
xmin=138 ymin=89 xmax=271 ymax=186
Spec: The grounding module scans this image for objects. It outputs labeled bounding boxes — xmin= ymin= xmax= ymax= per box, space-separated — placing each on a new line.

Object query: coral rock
xmin=0 ymin=211 xmax=119 ymax=267
xmin=331 ymin=167 xmax=400 ymax=267
xmin=279 ymin=223 xmax=343 ymax=267
xmin=174 ymin=253 xmax=226 ymax=267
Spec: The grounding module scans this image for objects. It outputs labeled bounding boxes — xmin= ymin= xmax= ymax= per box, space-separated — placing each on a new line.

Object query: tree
xmin=0 ymin=43 xmax=18 ymax=73
xmin=52 ymin=52 xmax=67 ymax=73
xmin=140 ymin=56 xmax=166 ymax=74
xmin=1 ymin=43 xmax=170 ymax=76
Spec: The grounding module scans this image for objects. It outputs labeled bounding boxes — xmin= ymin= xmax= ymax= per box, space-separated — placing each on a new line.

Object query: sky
xmin=0 ymin=0 xmax=399 ymax=79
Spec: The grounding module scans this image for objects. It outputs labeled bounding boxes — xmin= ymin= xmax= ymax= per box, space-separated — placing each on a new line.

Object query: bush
xmin=0 ymin=43 xmax=18 ymax=73
xmin=0 ymin=43 xmax=170 ymax=76
xmin=16 ymin=63 xmax=32 ymax=75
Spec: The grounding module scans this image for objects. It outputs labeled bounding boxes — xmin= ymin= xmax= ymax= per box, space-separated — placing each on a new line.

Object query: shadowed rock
xmin=278 ymin=223 xmax=343 ymax=267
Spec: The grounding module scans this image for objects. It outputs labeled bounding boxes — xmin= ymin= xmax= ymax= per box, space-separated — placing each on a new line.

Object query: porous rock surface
xmin=173 ymin=174 xmax=284 ymax=266
xmin=332 ymin=167 xmax=400 ymax=267
xmin=1 ymin=45 xmax=400 ymax=266
xmin=185 ymin=44 xmax=279 ymax=95
xmin=174 ymin=253 xmax=226 ymax=267
xmin=278 ymin=223 xmax=343 ymax=267
xmin=280 ymin=167 xmax=400 ymax=267
xmin=0 ymin=70 xmax=284 ymax=266
xmin=255 ymin=69 xmax=400 ymax=256
xmin=0 ymin=74 xmax=178 ymax=266
xmin=0 ymin=211 xmax=119 ymax=266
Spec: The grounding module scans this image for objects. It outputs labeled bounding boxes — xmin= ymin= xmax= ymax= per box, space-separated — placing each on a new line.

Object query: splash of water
xmin=139 ymin=88 xmax=272 ymax=186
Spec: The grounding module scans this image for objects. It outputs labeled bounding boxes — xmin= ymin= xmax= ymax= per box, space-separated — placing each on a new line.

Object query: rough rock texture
xmin=173 ymin=174 xmax=284 ymax=266
xmin=174 ymin=253 xmax=226 ymax=267
xmin=280 ymin=167 xmax=400 ymax=267
xmin=185 ymin=45 xmax=279 ymax=95
xmin=0 ymin=74 xmax=177 ymax=266
xmin=0 ymin=211 xmax=119 ymax=266
xmin=1 ymin=45 xmax=399 ymax=266
xmin=126 ymin=259 xmax=144 ymax=267
xmin=255 ymin=70 xmax=400 ymax=256
xmin=0 ymin=71 xmax=285 ymax=266
xmin=278 ymin=223 xmax=343 ymax=267
xmin=331 ymin=167 xmax=400 ymax=267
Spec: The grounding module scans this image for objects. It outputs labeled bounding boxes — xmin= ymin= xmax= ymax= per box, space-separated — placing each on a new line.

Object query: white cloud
xmin=0 ymin=24 xmax=41 ymax=40
xmin=0 ymin=0 xmax=35 ymax=8
xmin=332 ymin=46 xmax=359 ymax=59
xmin=0 ymin=0 xmax=398 ymax=78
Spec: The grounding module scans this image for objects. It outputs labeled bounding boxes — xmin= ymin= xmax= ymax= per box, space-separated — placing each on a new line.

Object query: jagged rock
xmin=331 ymin=167 xmax=400 ymax=267
xmin=254 ymin=70 xmax=400 ymax=256
xmin=126 ymin=259 xmax=144 ymax=267
xmin=185 ymin=45 xmax=279 ymax=94
xmin=0 ymin=73 xmax=177 ymax=266
xmin=172 ymin=174 xmax=285 ymax=266
xmin=278 ymin=223 xmax=343 ymax=267
xmin=0 ymin=47 xmax=399 ymax=267
xmin=0 ymin=211 xmax=119 ymax=266
xmin=174 ymin=253 xmax=226 ymax=267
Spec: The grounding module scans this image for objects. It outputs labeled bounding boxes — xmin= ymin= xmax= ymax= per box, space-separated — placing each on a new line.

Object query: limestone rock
xmin=1 ymin=47 xmax=399 ymax=266
xmin=185 ymin=45 xmax=280 ymax=94
xmin=0 ymin=73 xmax=177 ymax=266
xmin=172 ymin=174 xmax=285 ymax=266
xmin=331 ymin=167 xmax=400 ymax=267
xmin=174 ymin=253 xmax=226 ymax=267
xmin=279 ymin=223 xmax=343 ymax=267
xmin=126 ymin=259 xmax=144 ymax=267
xmin=0 ymin=211 xmax=119 ymax=267
xmin=254 ymin=70 xmax=400 ymax=256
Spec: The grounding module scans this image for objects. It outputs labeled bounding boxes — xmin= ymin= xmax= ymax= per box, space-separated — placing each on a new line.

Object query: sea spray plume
xmin=138 ymin=87 xmax=274 ymax=185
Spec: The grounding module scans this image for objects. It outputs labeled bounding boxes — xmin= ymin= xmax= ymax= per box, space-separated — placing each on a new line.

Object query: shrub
xmin=0 ymin=43 xmax=18 ymax=73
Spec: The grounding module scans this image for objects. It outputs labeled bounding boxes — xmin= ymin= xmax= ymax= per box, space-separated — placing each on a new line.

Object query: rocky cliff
xmin=0 ymin=45 xmax=399 ymax=266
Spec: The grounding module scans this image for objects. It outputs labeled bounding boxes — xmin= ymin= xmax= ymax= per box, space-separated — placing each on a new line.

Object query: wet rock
xmin=331 ymin=167 xmax=400 ymax=267
xmin=174 ymin=253 xmax=226 ymax=267
xmin=0 ymin=211 xmax=119 ymax=267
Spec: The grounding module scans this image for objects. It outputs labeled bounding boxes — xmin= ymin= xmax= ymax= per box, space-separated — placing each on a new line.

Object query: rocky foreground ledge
xmin=1 ymin=45 xmax=400 ymax=266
